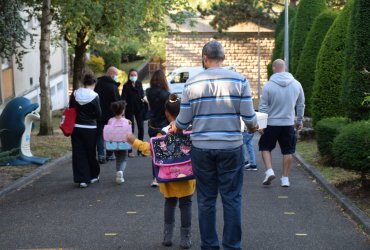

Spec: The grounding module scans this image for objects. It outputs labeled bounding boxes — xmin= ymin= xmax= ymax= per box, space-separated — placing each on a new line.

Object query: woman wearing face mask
xmin=121 ymin=69 xmax=145 ymax=157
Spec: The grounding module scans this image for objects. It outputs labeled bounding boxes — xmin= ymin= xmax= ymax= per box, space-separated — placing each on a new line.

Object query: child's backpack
xmin=103 ymin=118 xmax=132 ymax=150
xmin=150 ymin=132 xmax=194 ymax=183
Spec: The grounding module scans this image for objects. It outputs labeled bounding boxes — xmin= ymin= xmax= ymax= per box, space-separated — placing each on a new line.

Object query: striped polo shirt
xmin=175 ymin=67 xmax=257 ymax=149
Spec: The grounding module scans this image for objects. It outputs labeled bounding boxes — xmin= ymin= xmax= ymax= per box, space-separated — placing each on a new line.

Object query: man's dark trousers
xmin=191 ymin=145 xmax=244 ymax=250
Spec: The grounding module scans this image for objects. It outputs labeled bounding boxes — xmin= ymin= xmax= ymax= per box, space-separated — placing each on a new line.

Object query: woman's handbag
xmin=150 ymin=132 xmax=194 ymax=183
xmin=59 ymin=107 xmax=77 ymax=137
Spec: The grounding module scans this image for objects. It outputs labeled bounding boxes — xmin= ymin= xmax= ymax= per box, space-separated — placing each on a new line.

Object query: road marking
xmin=127 ymin=211 xmax=137 ymax=214
xmin=97 ymin=200 xmax=101 ymax=202
xmin=135 ymin=194 xmax=145 ymax=197
xmin=284 ymin=212 xmax=296 ymax=215
xmin=278 ymin=196 xmax=288 ymax=199
xmin=105 ymin=233 xmax=118 ymax=236
xmin=295 ymin=233 xmax=308 ymax=236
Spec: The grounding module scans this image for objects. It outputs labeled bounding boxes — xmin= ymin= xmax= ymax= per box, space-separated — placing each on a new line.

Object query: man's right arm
xmin=175 ymin=87 xmax=192 ymax=130
xmin=259 ymin=85 xmax=269 ymax=114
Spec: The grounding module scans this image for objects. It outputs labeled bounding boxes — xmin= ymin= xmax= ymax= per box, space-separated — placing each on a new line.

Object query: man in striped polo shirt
xmin=172 ymin=40 xmax=258 ymax=250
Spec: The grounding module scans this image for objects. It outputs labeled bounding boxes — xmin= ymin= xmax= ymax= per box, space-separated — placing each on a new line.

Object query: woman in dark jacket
xmin=121 ymin=68 xmax=145 ymax=157
xmin=71 ymin=74 xmax=102 ymax=188
xmin=145 ymin=69 xmax=170 ymax=187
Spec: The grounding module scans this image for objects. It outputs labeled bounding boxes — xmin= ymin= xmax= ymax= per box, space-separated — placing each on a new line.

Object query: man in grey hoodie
xmin=259 ymin=59 xmax=305 ymax=187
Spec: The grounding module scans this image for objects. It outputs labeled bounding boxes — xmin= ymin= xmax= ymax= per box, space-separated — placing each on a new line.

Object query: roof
xmin=168 ymin=15 xmax=274 ymax=33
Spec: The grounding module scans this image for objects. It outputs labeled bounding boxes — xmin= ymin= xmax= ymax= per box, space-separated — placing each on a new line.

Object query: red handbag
xmin=60 ymin=93 xmax=77 ymax=136
xmin=60 ymin=107 xmax=77 ymax=136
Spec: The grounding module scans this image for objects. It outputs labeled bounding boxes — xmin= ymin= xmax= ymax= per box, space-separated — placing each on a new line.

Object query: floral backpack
xmin=150 ymin=132 xmax=194 ymax=183
xmin=103 ymin=118 xmax=132 ymax=150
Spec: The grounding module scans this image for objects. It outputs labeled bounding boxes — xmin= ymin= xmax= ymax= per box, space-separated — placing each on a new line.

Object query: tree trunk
xmin=38 ymin=0 xmax=53 ymax=136
xmin=72 ymin=30 xmax=88 ymax=90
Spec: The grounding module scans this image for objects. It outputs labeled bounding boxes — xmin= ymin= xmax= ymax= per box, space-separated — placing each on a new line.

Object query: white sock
xmin=266 ymin=168 xmax=274 ymax=175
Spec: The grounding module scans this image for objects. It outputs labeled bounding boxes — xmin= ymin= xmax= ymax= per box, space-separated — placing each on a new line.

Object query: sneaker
xmin=106 ymin=155 xmax=116 ymax=161
xmin=244 ymin=161 xmax=250 ymax=167
xmin=245 ymin=165 xmax=257 ymax=171
xmin=151 ymin=178 xmax=159 ymax=187
xmin=128 ymin=152 xmax=136 ymax=158
xmin=91 ymin=177 xmax=99 ymax=184
xmin=116 ymin=171 xmax=124 ymax=184
xmin=98 ymin=156 xmax=106 ymax=164
xmin=263 ymin=170 xmax=275 ymax=185
xmin=281 ymin=177 xmax=290 ymax=187
xmin=79 ymin=182 xmax=88 ymax=188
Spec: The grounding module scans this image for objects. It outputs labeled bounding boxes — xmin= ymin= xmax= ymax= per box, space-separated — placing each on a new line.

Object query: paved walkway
xmin=0 ymin=135 xmax=369 ymax=250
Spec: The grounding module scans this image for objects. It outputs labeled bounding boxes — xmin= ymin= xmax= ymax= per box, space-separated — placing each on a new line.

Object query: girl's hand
xmin=127 ymin=133 xmax=136 ymax=144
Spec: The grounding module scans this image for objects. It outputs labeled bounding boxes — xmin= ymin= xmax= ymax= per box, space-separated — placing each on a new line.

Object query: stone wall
xmin=165 ymin=32 xmax=275 ymax=96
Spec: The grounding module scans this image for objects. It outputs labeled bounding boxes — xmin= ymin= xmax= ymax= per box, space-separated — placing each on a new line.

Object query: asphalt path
xmin=0 ymin=134 xmax=369 ymax=250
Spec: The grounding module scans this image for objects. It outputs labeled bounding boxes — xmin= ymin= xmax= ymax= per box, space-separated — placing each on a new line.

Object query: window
xmin=171 ymin=72 xmax=189 ymax=84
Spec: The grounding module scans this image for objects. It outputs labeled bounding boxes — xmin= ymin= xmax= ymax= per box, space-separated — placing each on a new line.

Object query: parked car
xmin=167 ymin=66 xmax=236 ymax=96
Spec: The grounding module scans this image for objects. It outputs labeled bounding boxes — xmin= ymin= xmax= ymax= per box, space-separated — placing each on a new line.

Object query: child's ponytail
xmin=165 ymin=94 xmax=180 ymax=117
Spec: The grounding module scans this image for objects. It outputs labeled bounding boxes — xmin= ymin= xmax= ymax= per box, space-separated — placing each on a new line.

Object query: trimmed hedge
xmin=295 ymin=10 xmax=337 ymax=116
xmin=267 ymin=10 xmax=296 ymax=78
xmin=341 ymin=0 xmax=370 ymax=121
xmin=315 ymin=117 xmax=349 ymax=160
xmin=311 ymin=0 xmax=353 ymax=125
xmin=332 ymin=121 xmax=370 ymax=181
xmin=291 ymin=0 xmax=326 ymax=74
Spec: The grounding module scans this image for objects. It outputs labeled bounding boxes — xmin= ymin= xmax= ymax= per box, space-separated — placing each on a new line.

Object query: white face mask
xmin=130 ymin=76 xmax=137 ymax=82
xmin=113 ymin=75 xmax=119 ymax=82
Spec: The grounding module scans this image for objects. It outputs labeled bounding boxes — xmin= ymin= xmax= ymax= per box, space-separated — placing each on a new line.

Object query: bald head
xmin=107 ymin=66 xmax=118 ymax=77
xmin=272 ymin=59 xmax=286 ymax=73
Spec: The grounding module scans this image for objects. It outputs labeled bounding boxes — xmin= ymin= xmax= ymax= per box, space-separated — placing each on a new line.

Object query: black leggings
xmin=164 ymin=195 xmax=192 ymax=228
xmin=126 ymin=112 xmax=144 ymax=153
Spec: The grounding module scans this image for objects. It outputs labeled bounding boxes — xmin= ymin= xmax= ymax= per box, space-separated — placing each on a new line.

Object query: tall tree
xmin=290 ymin=0 xmax=326 ymax=74
xmin=342 ymin=0 xmax=370 ymax=121
xmin=38 ymin=0 xmax=53 ymax=135
xmin=0 ymin=0 xmax=33 ymax=69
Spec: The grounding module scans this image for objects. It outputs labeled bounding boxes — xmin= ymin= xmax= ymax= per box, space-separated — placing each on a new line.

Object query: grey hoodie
xmin=259 ymin=72 xmax=305 ymax=126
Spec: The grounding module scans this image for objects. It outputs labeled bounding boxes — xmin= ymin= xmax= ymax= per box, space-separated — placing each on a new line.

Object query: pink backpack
xmin=103 ymin=118 xmax=132 ymax=150
xmin=150 ymin=132 xmax=194 ymax=183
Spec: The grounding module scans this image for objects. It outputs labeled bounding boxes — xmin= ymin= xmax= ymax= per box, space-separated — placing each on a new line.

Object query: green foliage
xmin=291 ymin=0 xmax=327 ymax=74
xmin=315 ymin=117 xmax=349 ymax=160
xmin=342 ymin=0 xmax=370 ymax=121
xmin=332 ymin=121 xmax=370 ymax=175
xmin=311 ymin=0 xmax=353 ymax=125
xmin=267 ymin=7 xmax=297 ymax=78
xmin=0 ymin=0 xmax=33 ymax=70
xmin=295 ymin=10 xmax=337 ymax=116
xmin=101 ymin=51 xmax=121 ymax=71
xmin=86 ymin=55 xmax=105 ymax=74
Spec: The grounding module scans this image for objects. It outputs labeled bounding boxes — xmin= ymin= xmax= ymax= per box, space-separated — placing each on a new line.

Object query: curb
xmin=0 ymin=152 xmax=72 ymax=199
xmin=294 ymin=153 xmax=370 ymax=236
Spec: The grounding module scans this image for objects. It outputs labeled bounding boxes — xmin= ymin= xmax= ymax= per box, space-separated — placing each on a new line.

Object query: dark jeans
xmin=126 ymin=112 xmax=144 ymax=154
xmin=97 ymin=121 xmax=113 ymax=158
xmin=148 ymin=126 xmax=161 ymax=178
xmin=71 ymin=127 xmax=100 ymax=183
xmin=164 ymin=195 xmax=192 ymax=228
xmin=191 ymin=145 xmax=244 ymax=250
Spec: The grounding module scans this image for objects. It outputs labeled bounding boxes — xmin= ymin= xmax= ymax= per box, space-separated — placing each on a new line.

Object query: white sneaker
xmin=263 ymin=169 xmax=275 ymax=185
xmin=151 ymin=178 xmax=159 ymax=187
xmin=90 ymin=176 xmax=99 ymax=184
xmin=281 ymin=177 xmax=290 ymax=187
xmin=79 ymin=182 xmax=88 ymax=188
xmin=116 ymin=171 xmax=124 ymax=184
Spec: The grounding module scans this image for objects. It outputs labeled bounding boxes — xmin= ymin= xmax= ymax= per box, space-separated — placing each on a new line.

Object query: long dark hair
xmin=150 ymin=70 xmax=169 ymax=91
xmin=165 ymin=94 xmax=180 ymax=117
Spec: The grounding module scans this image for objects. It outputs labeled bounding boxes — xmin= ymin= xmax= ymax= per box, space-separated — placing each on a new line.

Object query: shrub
xmin=341 ymin=0 xmax=370 ymax=121
xmin=86 ymin=55 xmax=105 ymax=74
xmin=315 ymin=117 xmax=349 ymax=160
xmin=267 ymin=11 xmax=296 ymax=78
xmin=311 ymin=0 xmax=353 ymax=125
xmin=101 ymin=51 xmax=121 ymax=71
xmin=295 ymin=10 xmax=337 ymax=116
xmin=332 ymin=121 xmax=370 ymax=187
xmin=291 ymin=0 xmax=326 ymax=74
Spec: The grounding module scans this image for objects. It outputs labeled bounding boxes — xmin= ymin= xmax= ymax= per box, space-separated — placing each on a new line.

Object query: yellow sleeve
xmin=132 ymin=139 xmax=152 ymax=157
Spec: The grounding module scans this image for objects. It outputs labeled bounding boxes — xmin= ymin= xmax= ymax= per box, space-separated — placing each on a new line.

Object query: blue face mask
xmin=130 ymin=76 xmax=137 ymax=82
xmin=113 ymin=75 xmax=119 ymax=82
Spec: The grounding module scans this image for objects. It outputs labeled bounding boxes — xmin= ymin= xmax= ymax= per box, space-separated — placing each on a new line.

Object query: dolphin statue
xmin=0 ymin=97 xmax=49 ymax=166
